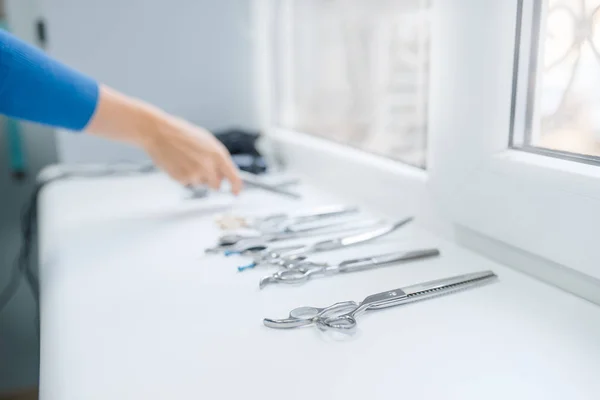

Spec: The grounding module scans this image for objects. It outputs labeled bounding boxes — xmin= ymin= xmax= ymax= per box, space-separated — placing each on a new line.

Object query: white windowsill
xmin=36 ymin=154 xmax=600 ymax=399
xmin=270 ymin=128 xmax=428 ymax=181
xmin=269 ymin=127 xmax=600 ymax=306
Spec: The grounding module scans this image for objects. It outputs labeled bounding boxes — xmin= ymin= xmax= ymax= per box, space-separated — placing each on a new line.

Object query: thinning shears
xmin=263 ymin=270 xmax=498 ymax=333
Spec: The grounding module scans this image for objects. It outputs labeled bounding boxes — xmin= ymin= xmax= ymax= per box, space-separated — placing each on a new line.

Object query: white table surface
xmin=37 ymin=173 xmax=600 ymax=400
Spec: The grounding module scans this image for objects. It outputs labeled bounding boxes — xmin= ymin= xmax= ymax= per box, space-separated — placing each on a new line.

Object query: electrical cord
xmin=0 ymin=163 xmax=157 ymax=331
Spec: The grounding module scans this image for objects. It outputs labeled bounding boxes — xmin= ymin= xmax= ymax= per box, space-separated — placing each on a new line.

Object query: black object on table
xmin=214 ymin=129 xmax=267 ymax=175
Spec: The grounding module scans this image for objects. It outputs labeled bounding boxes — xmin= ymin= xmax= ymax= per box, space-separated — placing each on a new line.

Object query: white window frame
xmin=254 ymin=0 xmax=600 ymax=286
xmin=429 ymin=0 xmax=600 ymax=282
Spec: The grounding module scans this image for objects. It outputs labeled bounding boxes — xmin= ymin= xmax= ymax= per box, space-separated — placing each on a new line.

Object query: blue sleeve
xmin=0 ymin=29 xmax=99 ymax=131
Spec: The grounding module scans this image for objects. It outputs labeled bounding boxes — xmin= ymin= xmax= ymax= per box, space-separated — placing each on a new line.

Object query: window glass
xmin=274 ymin=0 xmax=430 ymax=168
xmin=513 ymin=0 xmax=600 ymax=162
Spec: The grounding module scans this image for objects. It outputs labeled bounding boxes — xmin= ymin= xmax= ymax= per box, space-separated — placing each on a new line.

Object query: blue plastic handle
xmin=237 ymin=263 xmax=257 ymax=272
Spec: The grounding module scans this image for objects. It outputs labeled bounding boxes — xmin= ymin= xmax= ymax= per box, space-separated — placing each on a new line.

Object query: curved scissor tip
xmin=258 ymin=276 xmax=276 ymax=290
xmin=263 ymin=317 xmax=311 ymax=329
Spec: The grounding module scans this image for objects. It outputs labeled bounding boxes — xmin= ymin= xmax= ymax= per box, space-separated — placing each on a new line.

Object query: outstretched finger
xmin=204 ymin=162 xmax=221 ymax=191
xmin=218 ymin=153 xmax=242 ymax=195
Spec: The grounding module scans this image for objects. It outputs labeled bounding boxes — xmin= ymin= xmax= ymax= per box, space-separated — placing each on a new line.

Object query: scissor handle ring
xmin=276 ymin=269 xmax=311 ymax=284
xmin=288 ymin=301 xmax=357 ymax=320
xmin=317 ymin=314 xmax=358 ymax=332
xmin=289 ymin=306 xmax=321 ymax=320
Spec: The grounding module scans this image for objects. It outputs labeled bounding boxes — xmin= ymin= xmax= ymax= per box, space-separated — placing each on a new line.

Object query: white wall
xmin=5 ymin=0 xmax=39 ymax=42
xmin=40 ymin=0 xmax=259 ymax=163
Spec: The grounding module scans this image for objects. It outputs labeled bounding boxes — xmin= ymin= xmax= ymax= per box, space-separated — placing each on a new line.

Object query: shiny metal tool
xmin=238 ymin=171 xmax=302 ymax=199
xmin=186 ymin=176 xmax=301 ymax=200
xmin=263 ymin=270 xmax=498 ymax=333
xmin=235 ymin=217 xmax=414 ymax=271
xmin=216 ymin=205 xmax=360 ymax=233
xmin=258 ymin=248 xmax=441 ymax=289
xmin=206 ymin=218 xmax=382 ymax=254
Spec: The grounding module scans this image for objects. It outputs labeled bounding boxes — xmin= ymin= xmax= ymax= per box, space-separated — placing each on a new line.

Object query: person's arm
xmin=86 ymin=85 xmax=242 ymax=193
xmin=0 ymin=30 xmax=241 ymax=193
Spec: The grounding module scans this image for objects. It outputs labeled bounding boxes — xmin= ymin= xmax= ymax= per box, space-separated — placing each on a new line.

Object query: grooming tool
xmin=206 ymin=218 xmax=383 ymax=254
xmin=215 ymin=205 xmax=360 ymax=232
xmin=238 ymin=171 xmax=302 ymax=199
xmin=261 ymin=301 xmax=360 ymax=329
xmin=236 ymin=217 xmax=414 ymax=271
xmin=245 ymin=177 xmax=300 ymax=190
xmin=218 ymin=217 xmax=378 ymax=246
xmin=186 ymin=177 xmax=300 ymax=200
xmin=258 ymin=248 xmax=440 ymax=289
xmin=263 ymin=270 xmax=498 ymax=332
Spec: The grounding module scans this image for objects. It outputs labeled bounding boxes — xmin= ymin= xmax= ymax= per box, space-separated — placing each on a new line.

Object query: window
xmin=512 ymin=0 xmax=600 ymax=163
xmin=427 ymin=0 xmax=600 ymax=283
xmin=263 ymin=0 xmax=600 ymax=295
xmin=273 ymin=0 xmax=430 ymax=168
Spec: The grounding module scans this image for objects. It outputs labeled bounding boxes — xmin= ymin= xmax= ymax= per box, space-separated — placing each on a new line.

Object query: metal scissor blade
xmin=284 ymin=217 xmax=381 ymax=235
xmin=269 ymin=218 xmax=383 ymax=242
xmin=337 ymin=217 xmax=413 ymax=247
xmin=337 ymin=248 xmax=440 ymax=273
xmin=305 ymin=217 xmax=413 ymax=253
xmin=235 ymin=205 xmax=358 ymax=232
xmin=238 ymin=171 xmax=302 ymax=199
xmin=399 ymin=270 xmax=497 ymax=304
xmin=211 ymin=219 xmax=377 ymax=252
xmin=289 ymin=205 xmax=360 ymax=223
xmin=261 ymin=205 xmax=360 ymax=233
xmin=253 ymin=218 xmax=413 ymax=266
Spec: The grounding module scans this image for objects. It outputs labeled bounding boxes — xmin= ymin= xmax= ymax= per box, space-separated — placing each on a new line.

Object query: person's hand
xmin=141 ymin=115 xmax=242 ymax=194
xmin=86 ymin=85 xmax=242 ymax=194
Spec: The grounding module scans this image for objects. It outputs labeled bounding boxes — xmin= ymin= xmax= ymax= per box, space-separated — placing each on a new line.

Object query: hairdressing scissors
xmin=215 ymin=205 xmax=359 ymax=233
xmin=235 ymin=217 xmax=414 ymax=271
xmin=258 ymin=248 xmax=441 ymax=289
xmin=187 ymin=175 xmax=302 ymax=199
xmin=263 ymin=270 xmax=498 ymax=333
xmin=205 ymin=218 xmax=382 ymax=254
xmin=261 ymin=301 xmax=360 ymax=329
xmin=238 ymin=171 xmax=303 ymax=199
